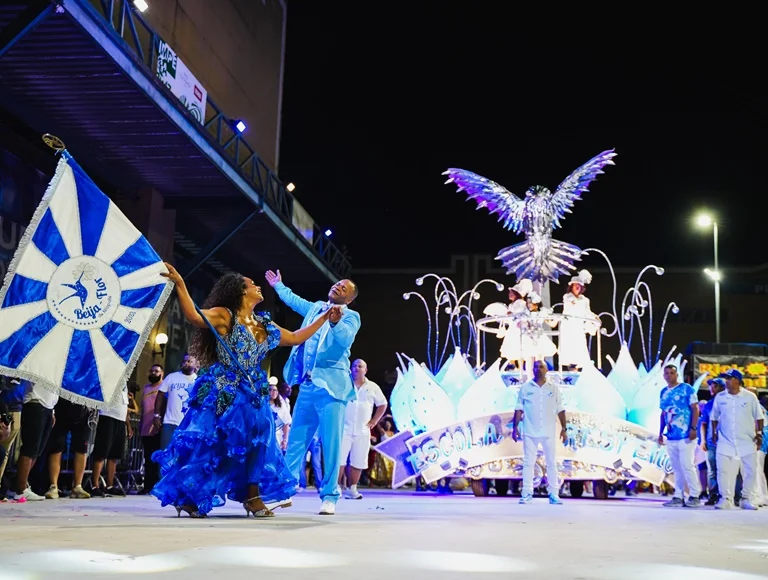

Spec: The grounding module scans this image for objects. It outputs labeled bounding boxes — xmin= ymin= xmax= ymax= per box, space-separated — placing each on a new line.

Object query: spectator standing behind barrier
xmin=0 ymin=376 xmax=24 ymax=491
xmin=0 ymin=403 xmax=11 ymax=483
xmin=91 ymin=386 xmax=131 ymax=497
xmin=44 ymin=399 xmax=92 ymax=499
xmin=12 ymin=382 xmax=58 ymax=502
xmin=153 ymin=355 xmax=198 ymax=449
xmin=139 ymin=364 xmax=164 ymax=494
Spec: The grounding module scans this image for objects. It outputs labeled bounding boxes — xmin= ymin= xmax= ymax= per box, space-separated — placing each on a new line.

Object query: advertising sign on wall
xmin=156 ymin=41 xmax=208 ymax=124
xmin=692 ymin=354 xmax=768 ymax=389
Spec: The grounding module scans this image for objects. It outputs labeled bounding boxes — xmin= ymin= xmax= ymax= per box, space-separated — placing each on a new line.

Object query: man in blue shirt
xmin=266 ymin=270 xmax=361 ymax=516
xmin=700 ymin=377 xmax=725 ymax=505
xmin=658 ymin=363 xmax=702 ymax=507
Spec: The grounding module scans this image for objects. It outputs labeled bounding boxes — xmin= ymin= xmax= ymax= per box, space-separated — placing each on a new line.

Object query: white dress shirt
xmin=515 ymin=379 xmax=565 ymax=438
xmin=712 ymin=388 xmax=763 ymax=458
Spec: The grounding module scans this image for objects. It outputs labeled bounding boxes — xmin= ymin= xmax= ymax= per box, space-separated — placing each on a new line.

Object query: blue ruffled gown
xmin=151 ymin=312 xmax=296 ymax=515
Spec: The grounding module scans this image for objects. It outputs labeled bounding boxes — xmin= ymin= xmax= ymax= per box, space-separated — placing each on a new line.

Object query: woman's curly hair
xmin=189 ymin=272 xmax=246 ymax=368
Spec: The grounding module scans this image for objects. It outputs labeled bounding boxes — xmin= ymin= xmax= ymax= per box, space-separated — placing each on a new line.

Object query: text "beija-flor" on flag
xmin=0 ymin=152 xmax=173 ymax=410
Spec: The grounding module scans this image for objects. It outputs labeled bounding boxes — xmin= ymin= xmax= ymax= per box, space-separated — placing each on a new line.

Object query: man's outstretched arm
xmin=266 ymin=269 xmax=314 ymax=317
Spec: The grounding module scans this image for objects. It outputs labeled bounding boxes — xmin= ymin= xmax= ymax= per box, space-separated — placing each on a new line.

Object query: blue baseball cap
xmin=720 ymin=368 xmax=743 ymax=382
xmin=707 ymin=377 xmax=726 ymax=388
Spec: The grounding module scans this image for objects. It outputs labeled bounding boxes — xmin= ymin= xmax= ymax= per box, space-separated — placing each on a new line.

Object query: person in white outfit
xmin=557 ymin=269 xmax=599 ymax=370
xmin=268 ymin=377 xmax=292 ymax=452
xmin=711 ymin=369 xmax=764 ymax=510
xmin=658 ymin=363 xmax=702 ymax=507
xmin=485 ymin=279 xmax=532 ymax=368
xmin=745 ymin=387 xmax=768 ymax=507
xmin=512 ymin=359 xmax=567 ymax=504
xmin=338 ymin=359 xmax=387 ymax=500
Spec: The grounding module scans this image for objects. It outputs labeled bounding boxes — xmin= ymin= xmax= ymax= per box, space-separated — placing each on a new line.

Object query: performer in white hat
xmin=487 ymin=279 xmax=532 ymax=367
xmin=557 ymin=269 xmax=599 ymax=370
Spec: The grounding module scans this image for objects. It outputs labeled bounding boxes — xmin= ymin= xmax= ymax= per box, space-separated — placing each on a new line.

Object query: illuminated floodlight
xmin=286 ymin=182 xmax=296 ymax=192
xmin=133 ymin=0 xmax=148 ymax=12
xmin=234 ymin=120 xmax=246 ymax=133
xmin=695 ymin=213 xmax=713 ymax=228
xmin=324 ymin=229 xmax=332 ymax=237
xmin=704 ymin=268 xmax=721 ymax=282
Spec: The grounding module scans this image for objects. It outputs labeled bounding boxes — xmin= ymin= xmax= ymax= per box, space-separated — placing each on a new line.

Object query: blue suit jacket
xmin=275 ymin=282 xmax=361 ymax=402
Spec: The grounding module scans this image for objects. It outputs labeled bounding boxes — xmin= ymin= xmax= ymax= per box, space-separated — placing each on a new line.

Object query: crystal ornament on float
xmin=443 ymin=149 xmax=616 ymax=283
xmin=0 ymin=152 xmax=173 ymax=410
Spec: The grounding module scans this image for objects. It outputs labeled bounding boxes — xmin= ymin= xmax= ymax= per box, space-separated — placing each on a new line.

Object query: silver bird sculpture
xmin=443 ymin=149 xmax=616 ymax=283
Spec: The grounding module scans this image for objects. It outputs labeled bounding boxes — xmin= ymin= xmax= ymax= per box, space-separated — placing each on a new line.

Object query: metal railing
xmin=86 ymin=0 xmax=351 ymax=279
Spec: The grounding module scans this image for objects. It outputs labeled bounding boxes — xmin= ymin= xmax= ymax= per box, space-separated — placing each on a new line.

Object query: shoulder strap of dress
xmin=194 ymin=304 xmax=253 ymax=386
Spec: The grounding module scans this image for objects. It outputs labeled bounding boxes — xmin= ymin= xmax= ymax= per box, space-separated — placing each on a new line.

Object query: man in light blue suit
xmin=265 ymin=269 xmax=361 ymax=515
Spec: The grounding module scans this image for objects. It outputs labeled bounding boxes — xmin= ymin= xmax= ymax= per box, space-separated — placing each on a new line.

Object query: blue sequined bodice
xmin=216 ymin=313 xmax=279 ymax=380
xmin=192 ymin=312 xmax=280 ymax=414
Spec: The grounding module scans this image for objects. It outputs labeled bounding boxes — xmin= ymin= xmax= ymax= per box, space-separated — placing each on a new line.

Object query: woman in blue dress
xmin=151 ymin=264 xmax=339 ymax=518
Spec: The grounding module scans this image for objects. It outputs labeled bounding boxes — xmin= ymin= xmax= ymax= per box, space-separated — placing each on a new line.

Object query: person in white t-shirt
xmin=91 ymin=387 xmax=131 ymax=497
xmin=13 ymin=382 xmax=59 ymax=502
xmin=338 ymin=359 xmax=387 ymax=500
xmin=153 ymin=355 xmax=198 ymax=449
xmin=512 ymin=359 xmax=567 ymax=505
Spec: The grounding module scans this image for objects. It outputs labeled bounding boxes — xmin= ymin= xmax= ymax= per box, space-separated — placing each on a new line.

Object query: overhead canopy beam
xmin=0 ymin=0 xmax=53 ymax=59
xmin=60 ymin=0 xmax=339 ymax=284
xmin=180 ymin=209 xmax=261 ymax=278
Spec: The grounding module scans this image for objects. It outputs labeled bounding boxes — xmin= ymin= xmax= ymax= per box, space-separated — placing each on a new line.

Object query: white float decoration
xmin=375 ymin=262 xmax=709 ymax=496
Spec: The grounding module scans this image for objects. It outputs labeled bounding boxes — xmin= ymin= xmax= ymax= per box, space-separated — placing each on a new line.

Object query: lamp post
xmin=696 ymin=213 xmax=720 ymax=343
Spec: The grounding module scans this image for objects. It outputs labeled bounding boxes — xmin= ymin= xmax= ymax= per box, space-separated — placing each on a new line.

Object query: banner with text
xmin=375 ymin=411 xmax=673 ymax=489
xmin=156 ymin=41 xmax=208 ymax=124
xmin=692 ymin=354 xmax=768 ymax=389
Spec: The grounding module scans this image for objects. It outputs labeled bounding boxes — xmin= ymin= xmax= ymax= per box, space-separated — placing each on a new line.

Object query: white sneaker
xmin=45 ymin=485 xmax=59 ymax=499
xmin=265 ymin=498 xmax=292 ymax=510
xmin=715 ymin=498 xmax=733 ymax=510
xmin=319 ymin=500 xmax=336 ymax=515
xmin=344 ymin=488 xmax=363 ymax=500
xmin=18 ymin=487 xmax=45 ymax=501
xmin=741 ymin=500 xmax=758 ymax=511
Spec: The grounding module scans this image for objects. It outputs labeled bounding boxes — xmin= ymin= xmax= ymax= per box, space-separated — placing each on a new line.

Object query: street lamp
xmin=695 ymin=212 xmax=720 ymax=343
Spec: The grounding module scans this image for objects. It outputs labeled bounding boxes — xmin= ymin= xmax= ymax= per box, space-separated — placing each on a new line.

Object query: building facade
xmin=0 ymin=0 xmax=345 ymax=386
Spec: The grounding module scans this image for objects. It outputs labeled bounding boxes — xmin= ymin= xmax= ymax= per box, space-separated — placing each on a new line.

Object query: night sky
xmin=279 ymin=8 xmax=764 ymax=270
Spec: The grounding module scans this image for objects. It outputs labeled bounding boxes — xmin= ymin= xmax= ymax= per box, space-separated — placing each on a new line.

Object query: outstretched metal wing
xmin=550 ymin=149 xmax=617 ymax=229
xmin=443 ymin=169 xmax=526 ymax=235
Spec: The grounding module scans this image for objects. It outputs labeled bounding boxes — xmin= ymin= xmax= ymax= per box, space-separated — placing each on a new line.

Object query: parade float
xmin=375 ymin=150 xmax=709 ymax=498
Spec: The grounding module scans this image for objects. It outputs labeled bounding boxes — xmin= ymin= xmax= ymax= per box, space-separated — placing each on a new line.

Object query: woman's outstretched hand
xmin=161 ymin=262 xmax=183 ymax=285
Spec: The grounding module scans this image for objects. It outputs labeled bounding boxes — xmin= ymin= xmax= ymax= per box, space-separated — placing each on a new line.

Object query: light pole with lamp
xmin=695 ymin=213 xmax=720 ymax=343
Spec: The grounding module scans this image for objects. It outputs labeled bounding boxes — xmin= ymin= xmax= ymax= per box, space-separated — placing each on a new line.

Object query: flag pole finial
xmin=42 ymin=133 xmax=66 ymax=153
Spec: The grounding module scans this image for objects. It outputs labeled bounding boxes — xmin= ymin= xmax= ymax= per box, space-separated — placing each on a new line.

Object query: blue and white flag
xmin=0 ymin=154 xmax=172 ymax=410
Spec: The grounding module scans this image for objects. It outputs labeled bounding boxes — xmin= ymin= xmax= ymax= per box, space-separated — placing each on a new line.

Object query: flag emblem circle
xmin=47 ymin=256 xmax=121 ymax=330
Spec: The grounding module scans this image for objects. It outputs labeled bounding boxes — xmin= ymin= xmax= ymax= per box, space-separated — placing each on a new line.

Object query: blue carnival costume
xmin=151 ymin=311 xmax=295 ymax=515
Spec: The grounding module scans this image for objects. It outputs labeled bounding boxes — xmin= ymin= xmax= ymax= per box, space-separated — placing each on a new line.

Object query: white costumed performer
xmin=490 ymin=279 xmax=532 ymax=364
xmin=558 ymin=269 xmax=599 ymax=369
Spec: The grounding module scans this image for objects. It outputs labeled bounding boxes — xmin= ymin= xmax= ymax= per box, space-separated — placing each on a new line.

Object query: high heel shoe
xmin=175 ymin=504 xmax=206 ymax=518
xmin=244 ymin=496 xmax=275 ymax=518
